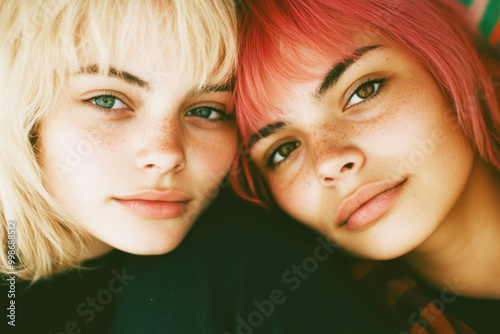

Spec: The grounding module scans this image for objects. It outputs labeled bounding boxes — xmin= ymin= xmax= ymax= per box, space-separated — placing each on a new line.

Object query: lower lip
xmin=115 ymin=199 xmax=187 ymax=219
xmin=342 ymin=180 xmax=406 ymax=230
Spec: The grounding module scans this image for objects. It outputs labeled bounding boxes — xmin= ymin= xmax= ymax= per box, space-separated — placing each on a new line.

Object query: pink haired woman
xmin=233 ymin=0 xmax=500 ymax=332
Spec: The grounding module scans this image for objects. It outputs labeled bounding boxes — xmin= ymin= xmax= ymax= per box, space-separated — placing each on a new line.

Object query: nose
xmin=315 ymin=147 xmax=364 ymax=186
xmin=134 ymin=117 xmax=186 ymax=174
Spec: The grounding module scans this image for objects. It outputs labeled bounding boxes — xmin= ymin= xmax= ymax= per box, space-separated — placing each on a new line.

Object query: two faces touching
xmin=2 ymin=0 xmax=500 ymax=305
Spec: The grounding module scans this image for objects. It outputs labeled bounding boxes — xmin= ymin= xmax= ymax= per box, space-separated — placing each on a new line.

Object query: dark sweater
xmin=109 ymin=188 xmax=397 ymax=333
xmin=1 ymin=188 xmax=398 ymax=333
xmin=0 ymin=249 xmax=124 ymax=333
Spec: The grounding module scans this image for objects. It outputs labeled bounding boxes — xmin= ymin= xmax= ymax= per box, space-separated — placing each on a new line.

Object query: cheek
xmin=368 ymin=82 xmax=474 ymax=210
xmin=39 ymin=118 xmax=125 ymax=193
xmin=80 ymin=124 xmax=128 ymax=167
xmin=358 ymin=86 xmax=457 ymax=171
xmin=270 ymin=172 xmax=323 ymax=226
xmin=187 ymin=127 xmax=237 ymax=185
xmin=419 ymin=115 xmax=474 ymax=207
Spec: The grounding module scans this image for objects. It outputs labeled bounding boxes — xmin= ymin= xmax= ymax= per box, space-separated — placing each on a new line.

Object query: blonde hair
xmin=0 ymin=0 xmax=237 ymax=281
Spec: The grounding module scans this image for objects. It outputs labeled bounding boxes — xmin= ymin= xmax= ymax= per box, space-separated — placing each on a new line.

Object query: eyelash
xmin=185 ymin=106 xmax=230 ymax=124
xmin=345 ymin=77 xmax=387 ymax=110
xmin=83 ymin=91 xmax=129 ymax=114
xmin=262 ymin=77 xmax=388 ymax=169
xmin=265 ymin=140 xmax=301 ymax=169
xmin=83 ymin=93 xmax=230 ymax=123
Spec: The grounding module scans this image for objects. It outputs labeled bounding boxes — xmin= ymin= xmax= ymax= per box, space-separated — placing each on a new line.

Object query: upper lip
xmin=336 ymin=179 xmax=406 ymax=225
xmin=114 ymin=189 xmax=192 ymax=202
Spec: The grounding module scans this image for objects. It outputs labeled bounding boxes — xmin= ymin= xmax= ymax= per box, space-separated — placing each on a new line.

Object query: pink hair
xmin=231 ymin=0 xmax=500 ymax=204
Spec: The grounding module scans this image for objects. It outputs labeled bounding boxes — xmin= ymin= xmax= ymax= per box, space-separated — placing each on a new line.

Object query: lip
xmin=114 ymin=190 xmax=191 ymax=219
xmin=336 ymin=179 xmax=407 ymax=230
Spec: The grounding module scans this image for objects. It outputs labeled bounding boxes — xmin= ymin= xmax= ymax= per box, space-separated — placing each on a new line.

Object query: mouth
xmin=114 ymin=189 xmax=191 ymax=219
xmin=336 ymin=179 xmax=407 ymax=230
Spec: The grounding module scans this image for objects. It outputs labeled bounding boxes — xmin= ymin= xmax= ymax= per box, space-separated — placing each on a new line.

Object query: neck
xmin=83 ymin=238 xmax=113 ymax=260
xmin=404 ymin=158 xmax=500 ymax=299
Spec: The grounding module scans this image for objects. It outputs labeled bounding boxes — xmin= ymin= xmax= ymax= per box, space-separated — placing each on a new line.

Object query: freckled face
xmin=38 ymin=45 xmax=237 ymax=257
xmin=249 ymin=41 xmax=474 ymax=259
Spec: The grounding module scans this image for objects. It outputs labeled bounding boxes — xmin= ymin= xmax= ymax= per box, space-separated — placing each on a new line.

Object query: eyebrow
xmin=187 ymin=82 xmax=234 ymax=96
xmin=248 ymin=121 xmax=288 ymax=148
xmin=77 ymin=65 xmax=234 ymax=96
xmin=248 ymin=45 xmax=382 ymax=148
xmin=314 ymin=45 xmax=381 ymax=100
xmin=78 ymin=64 xmax=151 ymax=90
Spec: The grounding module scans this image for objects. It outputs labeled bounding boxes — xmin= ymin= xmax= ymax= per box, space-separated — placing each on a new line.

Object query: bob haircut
xmin=231 ymin=0 xmax=500 ymax=205
xmin=0 ymin=0 xmax=237 ymax=281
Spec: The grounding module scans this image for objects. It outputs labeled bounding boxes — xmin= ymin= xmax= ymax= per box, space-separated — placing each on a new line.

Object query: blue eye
xmin=346 ymin=78 xmax=386 ymax=109
xmin=88 ymin=95 xmax=129 ymax=110
xmin=267 ymin=141 xmax=301 ymax=167
xmin=186 ymin=106 xmax=225 ymax=120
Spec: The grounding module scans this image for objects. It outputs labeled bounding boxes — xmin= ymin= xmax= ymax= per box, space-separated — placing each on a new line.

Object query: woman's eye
xmin=186 ymin=106 xmax=225 ymax=120
xmin=346 ymin=79 xmax=385 ymax=108
xmin=89 ymin=95 xmax=128 ymax=110
xmin=268 ymin=141 xmax=301 ymax=167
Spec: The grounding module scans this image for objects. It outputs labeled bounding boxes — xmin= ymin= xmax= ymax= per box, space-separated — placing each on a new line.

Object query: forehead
xmin=73 ymin=6 xmax=233 ymax=91
xmin=76 ymin=20 xmax=178 ymax=79
xmin=257 ymin=38 xmax=386 ymax=126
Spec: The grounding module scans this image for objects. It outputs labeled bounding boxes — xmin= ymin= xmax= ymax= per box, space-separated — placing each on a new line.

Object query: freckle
xmin=156 ymin=120 xmax=180 ymax=151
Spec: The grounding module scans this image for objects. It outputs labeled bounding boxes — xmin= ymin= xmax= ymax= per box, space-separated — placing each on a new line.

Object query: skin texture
xmin=250 ymin=39 xmax=486 ymax=260
xmin=249 ymin=37 xmax=500 ymax=297
xmin=38 ymin=44 xmax=237 ymax=259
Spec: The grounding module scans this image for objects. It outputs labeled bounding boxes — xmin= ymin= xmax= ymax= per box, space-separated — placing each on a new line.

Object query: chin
xmin=337 ymin=228 xmax=423 ymax=261
xmin=112 ymin=233 xmax=189 ymax=256
xmin=350 ymin=237 xmax=422 ymax=261
xmin=117 ymin=243 xmax=181 ymax=256
xmin=356 ymin=249 xmax=407 ymax=261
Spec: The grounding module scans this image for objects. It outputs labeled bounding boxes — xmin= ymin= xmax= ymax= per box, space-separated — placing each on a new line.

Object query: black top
xmin=0 ymin=249 xmax=124 ymax=333
xmin=110 ymin=188 xmax=397 ymax=333
xmin=1 ymin=188 xmax=399 ymax=333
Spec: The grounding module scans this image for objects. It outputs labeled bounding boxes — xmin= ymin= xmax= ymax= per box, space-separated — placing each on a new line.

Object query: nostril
xmin=319 ymin=160 xmax=359 ymax=185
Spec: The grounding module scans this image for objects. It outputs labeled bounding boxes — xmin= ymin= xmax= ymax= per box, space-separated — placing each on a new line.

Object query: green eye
xmin=186 ymin=107 xmax=225 ymax=120
xmin=90 ymin=95 xmax=128 ymax=109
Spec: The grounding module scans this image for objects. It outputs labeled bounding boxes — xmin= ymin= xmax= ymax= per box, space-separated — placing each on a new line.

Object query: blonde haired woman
xmin=0 ymin=0 xmax=238 ymax=332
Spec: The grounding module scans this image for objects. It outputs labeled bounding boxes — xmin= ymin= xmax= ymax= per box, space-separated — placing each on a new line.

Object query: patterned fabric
xmin=349 ymin=260 xmax=476 ymax=334
xmin=461 ymin=0 xmax=500 ymax=50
